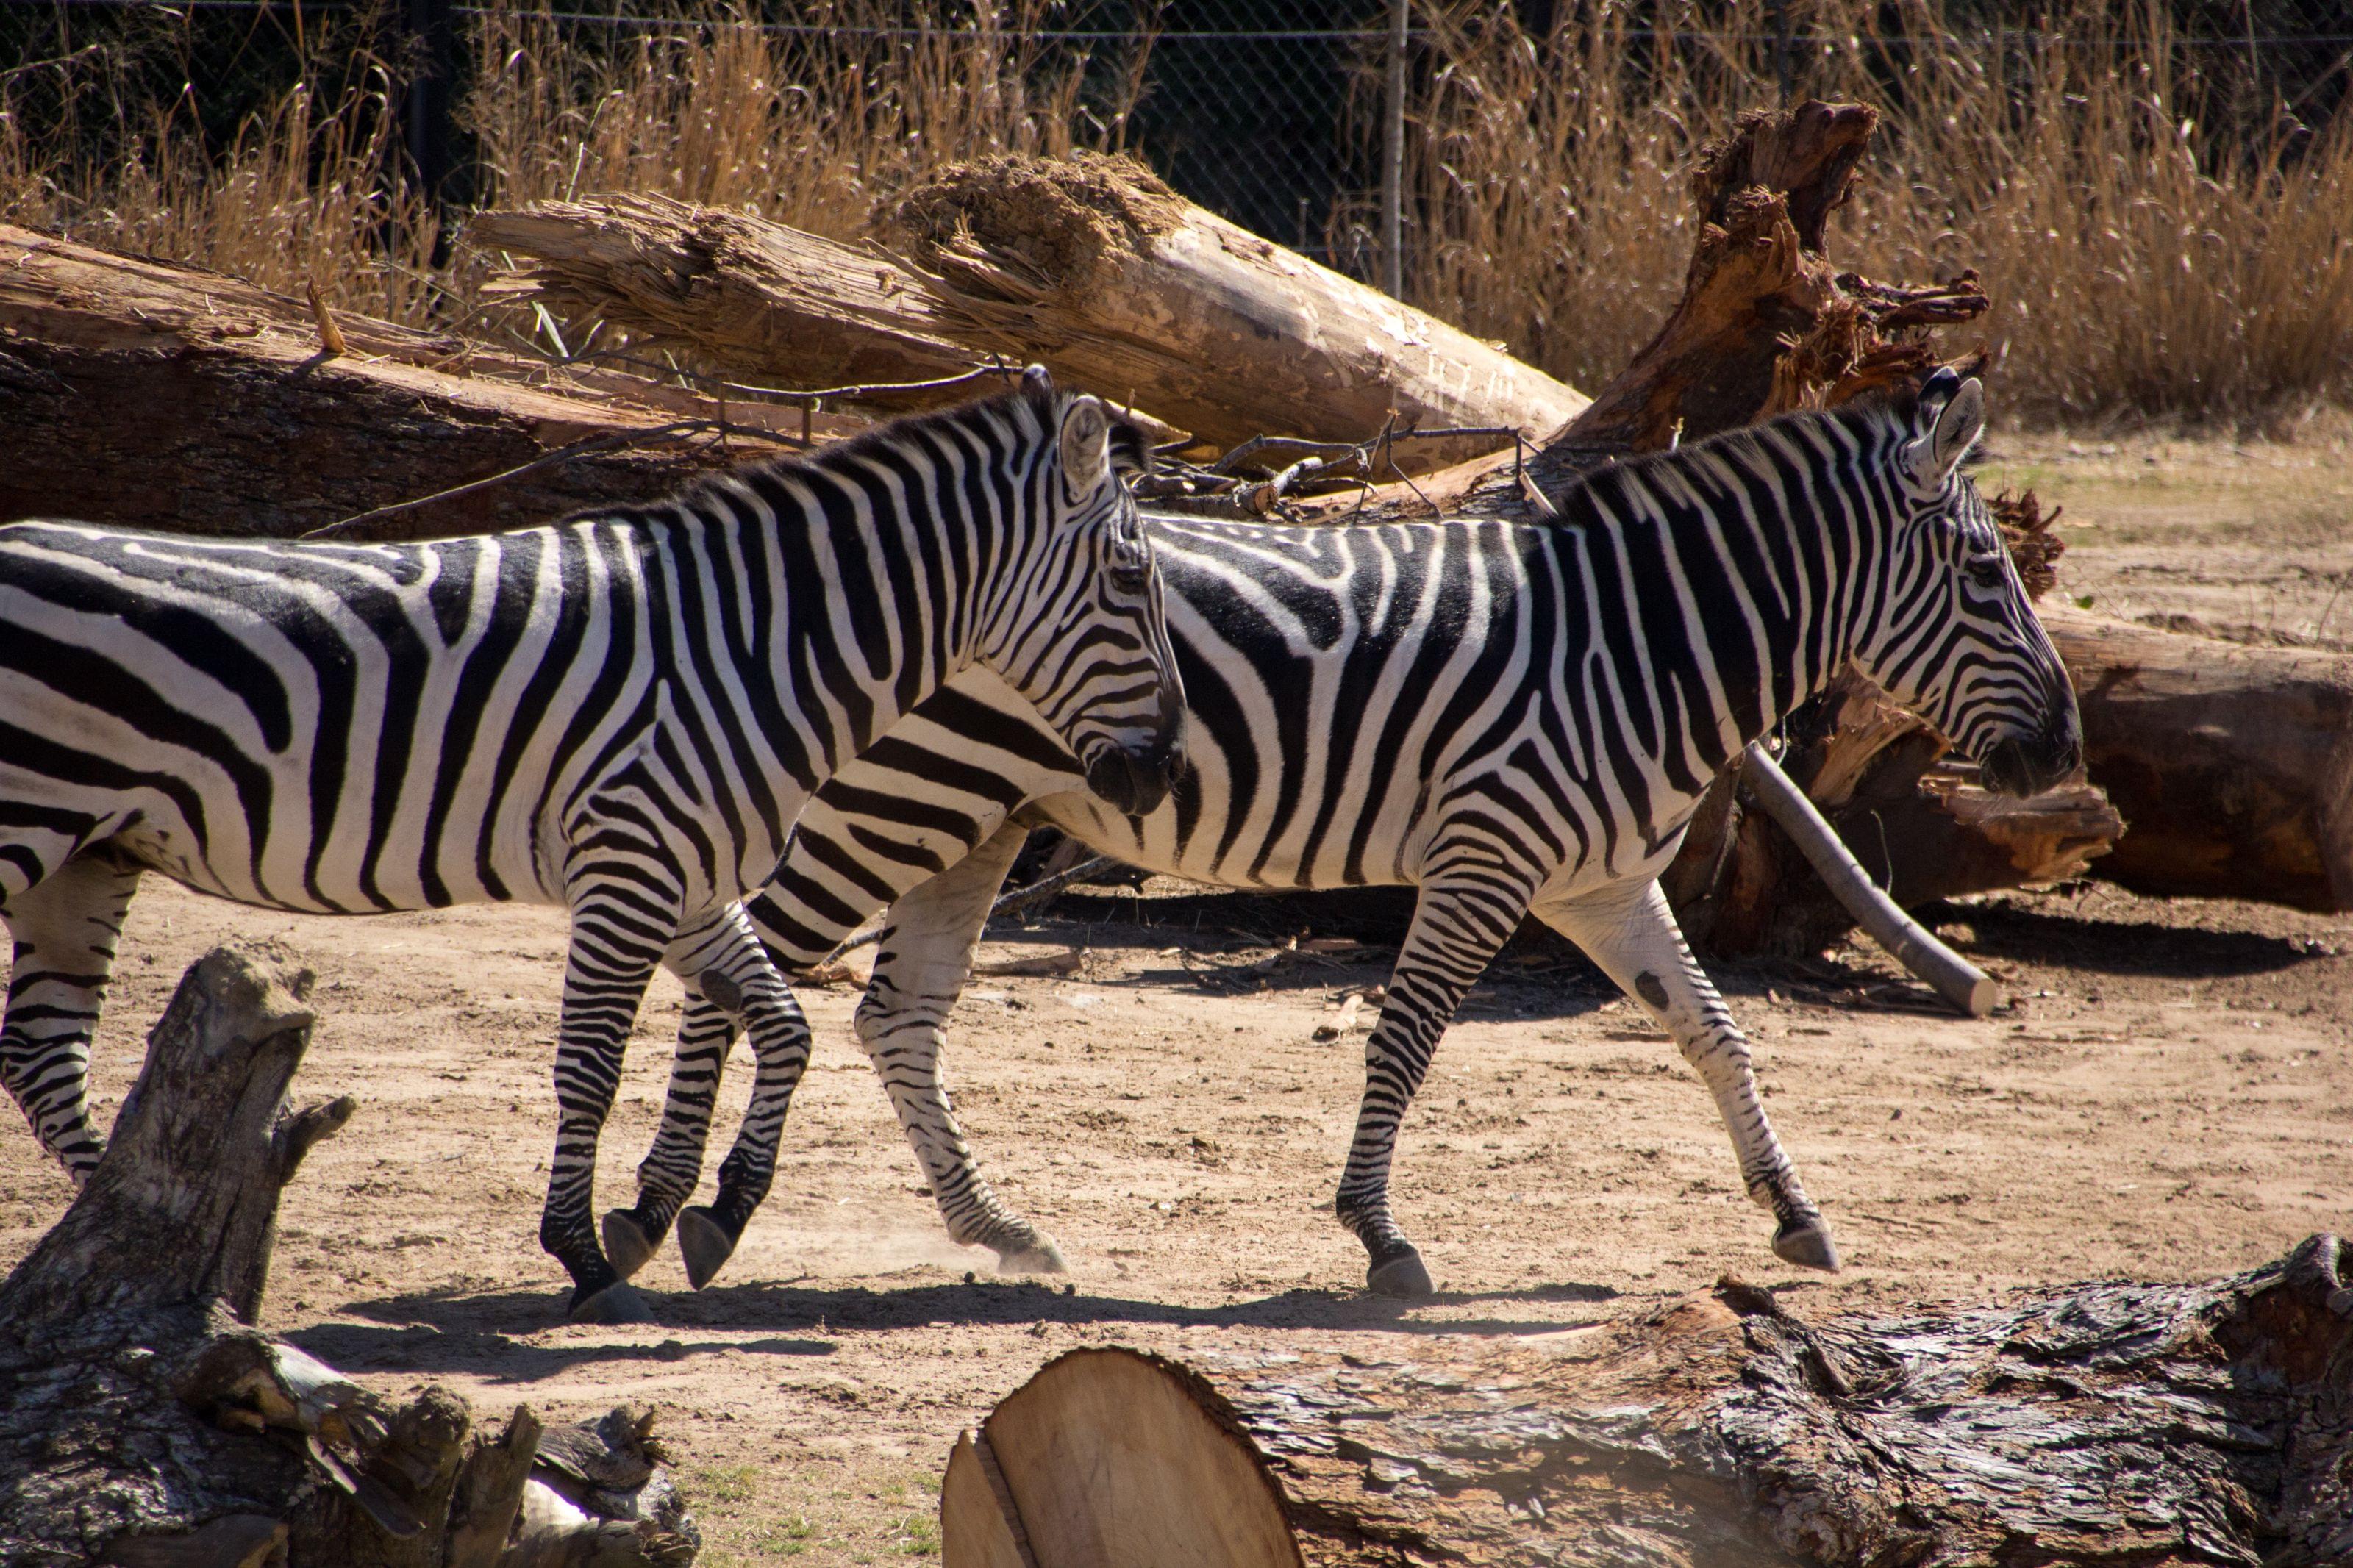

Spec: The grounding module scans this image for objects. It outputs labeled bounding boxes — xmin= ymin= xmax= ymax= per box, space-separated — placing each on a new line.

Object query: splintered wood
xmin=0 ymin=950 xmax=699 ymax=1568
xmin=943 ymin=1238 xmax=2353 ymax=1567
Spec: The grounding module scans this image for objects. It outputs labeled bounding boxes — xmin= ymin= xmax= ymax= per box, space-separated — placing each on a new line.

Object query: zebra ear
xmin=1929 ymin=376 xmax=1986 ymax=479
xmin=1058 ymin=395 xmax=1113 ymax=504
xmin=1907 ymin=373 xmax=1985 ymax=490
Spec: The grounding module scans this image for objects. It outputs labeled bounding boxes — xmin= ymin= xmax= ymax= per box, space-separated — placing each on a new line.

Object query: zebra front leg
xmin=546 ymin=878 xmax=679 ymax=1325
xmin=1339 ymin=873 xmax=1532 ymax=1298
xmin=854 ymin=823 xmax=1065 ymax=1272
xmin=601 ymin=992 xmax=738 ymax=1281
xmin=0 ymin=847 xmax=143 ymax=1184
xmin=663 ymin=904 xmax=816 ymax=1289
xmin=1534 ymin=876 xmax=1838 ymax=1272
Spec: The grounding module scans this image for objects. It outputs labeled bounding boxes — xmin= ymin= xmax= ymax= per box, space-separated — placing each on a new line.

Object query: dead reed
xmin=1402 ymin=0 xmax=2353 ymax=424
xmin=1 ymin=0 xmax=2347 ymax=424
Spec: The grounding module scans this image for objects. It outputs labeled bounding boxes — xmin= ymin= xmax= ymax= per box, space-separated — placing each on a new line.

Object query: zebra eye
xmin=1965 ymin=554 xmax=2007 ymax=589
xmin=1110 ymin=559 xmax=1150 ymax=594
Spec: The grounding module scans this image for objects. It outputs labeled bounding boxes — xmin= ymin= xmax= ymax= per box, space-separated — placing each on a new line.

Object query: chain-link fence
xmin=4 ymin=0 xmax=2352 ymax=298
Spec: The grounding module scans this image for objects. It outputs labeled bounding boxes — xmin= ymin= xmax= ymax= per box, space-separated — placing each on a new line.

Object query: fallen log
xmin=468 ymin=195 xmax=985 ymax=410
xmin=892 ymin=152 xmax=1588 ymax=460
xmin=470 ymin=160 xmax=1588 ymax=466
xmin=0 ymin=225 xmax=854 ymax=540
xmin=0 ymin=948 xmax=698 ymax=1568
xmin=943 ymin=1236 xmax=2353 ymax=1567
xmin=2044 ymin=604 xmax=2353 ymax=912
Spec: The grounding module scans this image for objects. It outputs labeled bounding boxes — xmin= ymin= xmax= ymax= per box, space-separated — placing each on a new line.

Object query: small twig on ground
xmin=821 ymin=854 xmax=1118 ymax=962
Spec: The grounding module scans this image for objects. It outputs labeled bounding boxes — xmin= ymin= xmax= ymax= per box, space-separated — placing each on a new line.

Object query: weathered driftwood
xmin=0 ymin=226 xmax=811 ymax=540
xmin=893 ymin=152 xmax=1588 ymax=461
xmin=943 ymin=1236 xmax=2353 ymax=1567
xmin=0 ymin=948 xmax=696 ymax=1568
xmin=1739 ymin=743 xmax=1996 ymax=1014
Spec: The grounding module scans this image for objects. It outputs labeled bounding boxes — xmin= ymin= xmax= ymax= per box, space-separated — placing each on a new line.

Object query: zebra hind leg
xmin=1337 ymin=873 xmax=1532 ymax=1298
xmin=0 ymin=847 xmax=143 ymax=1184
xmin=854 ymin=823 xmax=1064 ymax=1272
xmin=602 ymin=992 xmax=737 ymax=1281
xmin=666 ymin=905 xmax=817 ymax=1289
xmin=1535 ymin=877 xmax=1838 ymax=1272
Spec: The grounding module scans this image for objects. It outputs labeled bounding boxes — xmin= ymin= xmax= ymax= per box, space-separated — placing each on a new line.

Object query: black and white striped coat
xmin=0 ymin=376 xmax=1183 ymax=1318
xmin=616 ymin=371 xmax=2081 ymax=1295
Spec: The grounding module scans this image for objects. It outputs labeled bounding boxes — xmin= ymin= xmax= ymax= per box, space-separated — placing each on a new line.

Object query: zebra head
xmin=976 ymin=368 xmax=1186 ymax=816
xmin=1849 ymin=369 xmax=2082 ymax=797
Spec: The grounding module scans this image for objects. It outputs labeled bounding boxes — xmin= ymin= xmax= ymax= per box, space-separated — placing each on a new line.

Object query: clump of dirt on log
xmin=896 ymin=151 xmax=1188 ymax=290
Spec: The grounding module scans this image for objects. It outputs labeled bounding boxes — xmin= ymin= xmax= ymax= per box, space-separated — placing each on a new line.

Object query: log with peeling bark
xmin=0 ymin=225 xmax=860 ymax=541
xmin=0 ymin=948 xmax=698 ymax=1568
xmin=469 ymin=160 xmax=1588 ymax=467
xmin=890 ymin=152 xmax=1588 ymax=461
xmin=943 ymin=1236 xmax=2353 ymax=1567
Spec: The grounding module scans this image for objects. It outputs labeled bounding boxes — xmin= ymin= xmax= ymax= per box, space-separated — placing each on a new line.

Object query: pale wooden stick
xmin=1740 ymin=742 xmax=1998 ymax=1017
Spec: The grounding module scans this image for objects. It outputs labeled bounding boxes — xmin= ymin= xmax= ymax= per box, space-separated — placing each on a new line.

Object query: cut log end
xmin=946 ymin=1239 xmax=2353 ymax=1568
xmin=944 ymin=1348 xmax=1299 ymax=1568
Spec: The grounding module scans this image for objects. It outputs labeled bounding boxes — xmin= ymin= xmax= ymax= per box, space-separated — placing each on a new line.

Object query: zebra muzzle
xmin=1083 ymin=681 xmax=1185 ymax=816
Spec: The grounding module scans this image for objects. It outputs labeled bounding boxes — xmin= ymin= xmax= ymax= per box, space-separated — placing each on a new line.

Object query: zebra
xmin=0 ymin=370 xmax=1184 ymax=1321
xmin=603 ymin=368 xmax=2082 ymax=1297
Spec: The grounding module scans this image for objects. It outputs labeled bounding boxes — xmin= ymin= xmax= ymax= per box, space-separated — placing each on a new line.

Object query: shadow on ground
xmin=1924 ymin=896 xmax=2336 ymax=978
xmin=310 ymin=1276 xmax=1624 ymax=1377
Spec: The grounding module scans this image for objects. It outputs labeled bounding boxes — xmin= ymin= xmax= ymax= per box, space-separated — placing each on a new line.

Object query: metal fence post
xmin=404 ymin=0 xmax=455 ymax=208
xmin=1381 ymin=0 xmax=1408 ymax=298
xmin=1771 ymin=0 xmax=1793 ymax=104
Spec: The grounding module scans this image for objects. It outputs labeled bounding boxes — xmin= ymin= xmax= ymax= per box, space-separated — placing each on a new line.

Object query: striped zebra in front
xmin=611 ymin=370 xmax=2080 ymax=1295
xmin=0 ymin=373 xmax=1183 ymax=1320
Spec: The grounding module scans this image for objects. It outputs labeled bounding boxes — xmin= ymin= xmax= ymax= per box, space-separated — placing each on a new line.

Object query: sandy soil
xmin=1 ymin=432 xmax=2349 ymax=1565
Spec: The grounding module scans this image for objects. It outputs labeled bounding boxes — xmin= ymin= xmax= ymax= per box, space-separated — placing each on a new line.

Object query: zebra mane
xmin=662 ymin=379 xmax=1151 ymax=520
xmin=1545 ymin=390 xmax=1940 ymax=531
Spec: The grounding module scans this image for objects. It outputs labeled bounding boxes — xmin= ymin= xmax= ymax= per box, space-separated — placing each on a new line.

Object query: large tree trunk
xmin=2044 ymin=605 xmax=2353 ymax=912
xmin=0 ymin=948 xmax=696 ymax=1568
xmin=943 ymin=1236 xmax=2353 ymax=1567
xmin=467 ymin=196 xmax=987 ymax=411
xmin=890 ymin=153 xmax=1588 ymax=462
xmin=471 ymin=161 xmax=1588 ymax=467
xmin=0 ymin=225 xmax=853 ymax=541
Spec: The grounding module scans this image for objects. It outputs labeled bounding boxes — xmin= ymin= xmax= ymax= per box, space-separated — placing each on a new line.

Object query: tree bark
xmin=0 ymin=948 xmax=693 ymax=1568
xmin=892 ymin=152 xmax=1588 ymax=462
xmin=468 ymin=196 xmax=986 ymax=409
xmin=470 ymin=160 xmax=1590 ymax=466
xmin=944 ymin=1236 xmax=2353 ymax=1568
xmin=0 ymin=225 xmax=838 ymax=541
xmin=2043 ymin=606 xmax=2353 ymax=912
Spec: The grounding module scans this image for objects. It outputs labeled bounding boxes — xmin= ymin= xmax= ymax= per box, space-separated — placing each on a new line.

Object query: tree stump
xmin=943 ymin=1236 xmax=2353 ymax=1567
xmin=0 ymin=948 xmax=697 ymax=1568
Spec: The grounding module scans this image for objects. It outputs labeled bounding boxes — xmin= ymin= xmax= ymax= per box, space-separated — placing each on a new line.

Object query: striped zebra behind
xmin=604 ymin=369 xmax=2082 ymax=1297
xmin=0 ymin=370 xmax=1183 ymax=1320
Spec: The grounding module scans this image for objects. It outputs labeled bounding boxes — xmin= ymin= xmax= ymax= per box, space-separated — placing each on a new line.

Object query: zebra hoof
xmin=1774 ymin=1219 xmax=1842 ymax=1273
xmin=601 ymin=1209 xmax=663 ymax=1281
xmin=677 ymin=1206 xmax=740 ymax=1291
xmin=568 ymin=1281 xmax=655 ymax=1325
xmin=1366 ymin=1246 xmax=1435 ymax=1298
xmin=994 ymin=1239 xmax=1068 ymax=1275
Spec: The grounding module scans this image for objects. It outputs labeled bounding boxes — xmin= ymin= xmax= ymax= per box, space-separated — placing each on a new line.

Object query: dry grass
xmin=0 ymin=1 xmax=1129 ymax=348
xmin=1 ymin=0 xmax=2349 ymax=424
xmin=1404 ymin=0 xmax=2353 ymax=424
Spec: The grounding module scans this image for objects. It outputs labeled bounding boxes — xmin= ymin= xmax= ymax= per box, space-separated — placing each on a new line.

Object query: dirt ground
xmin=2 ymin=426 xmax=2349 ymax=1565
